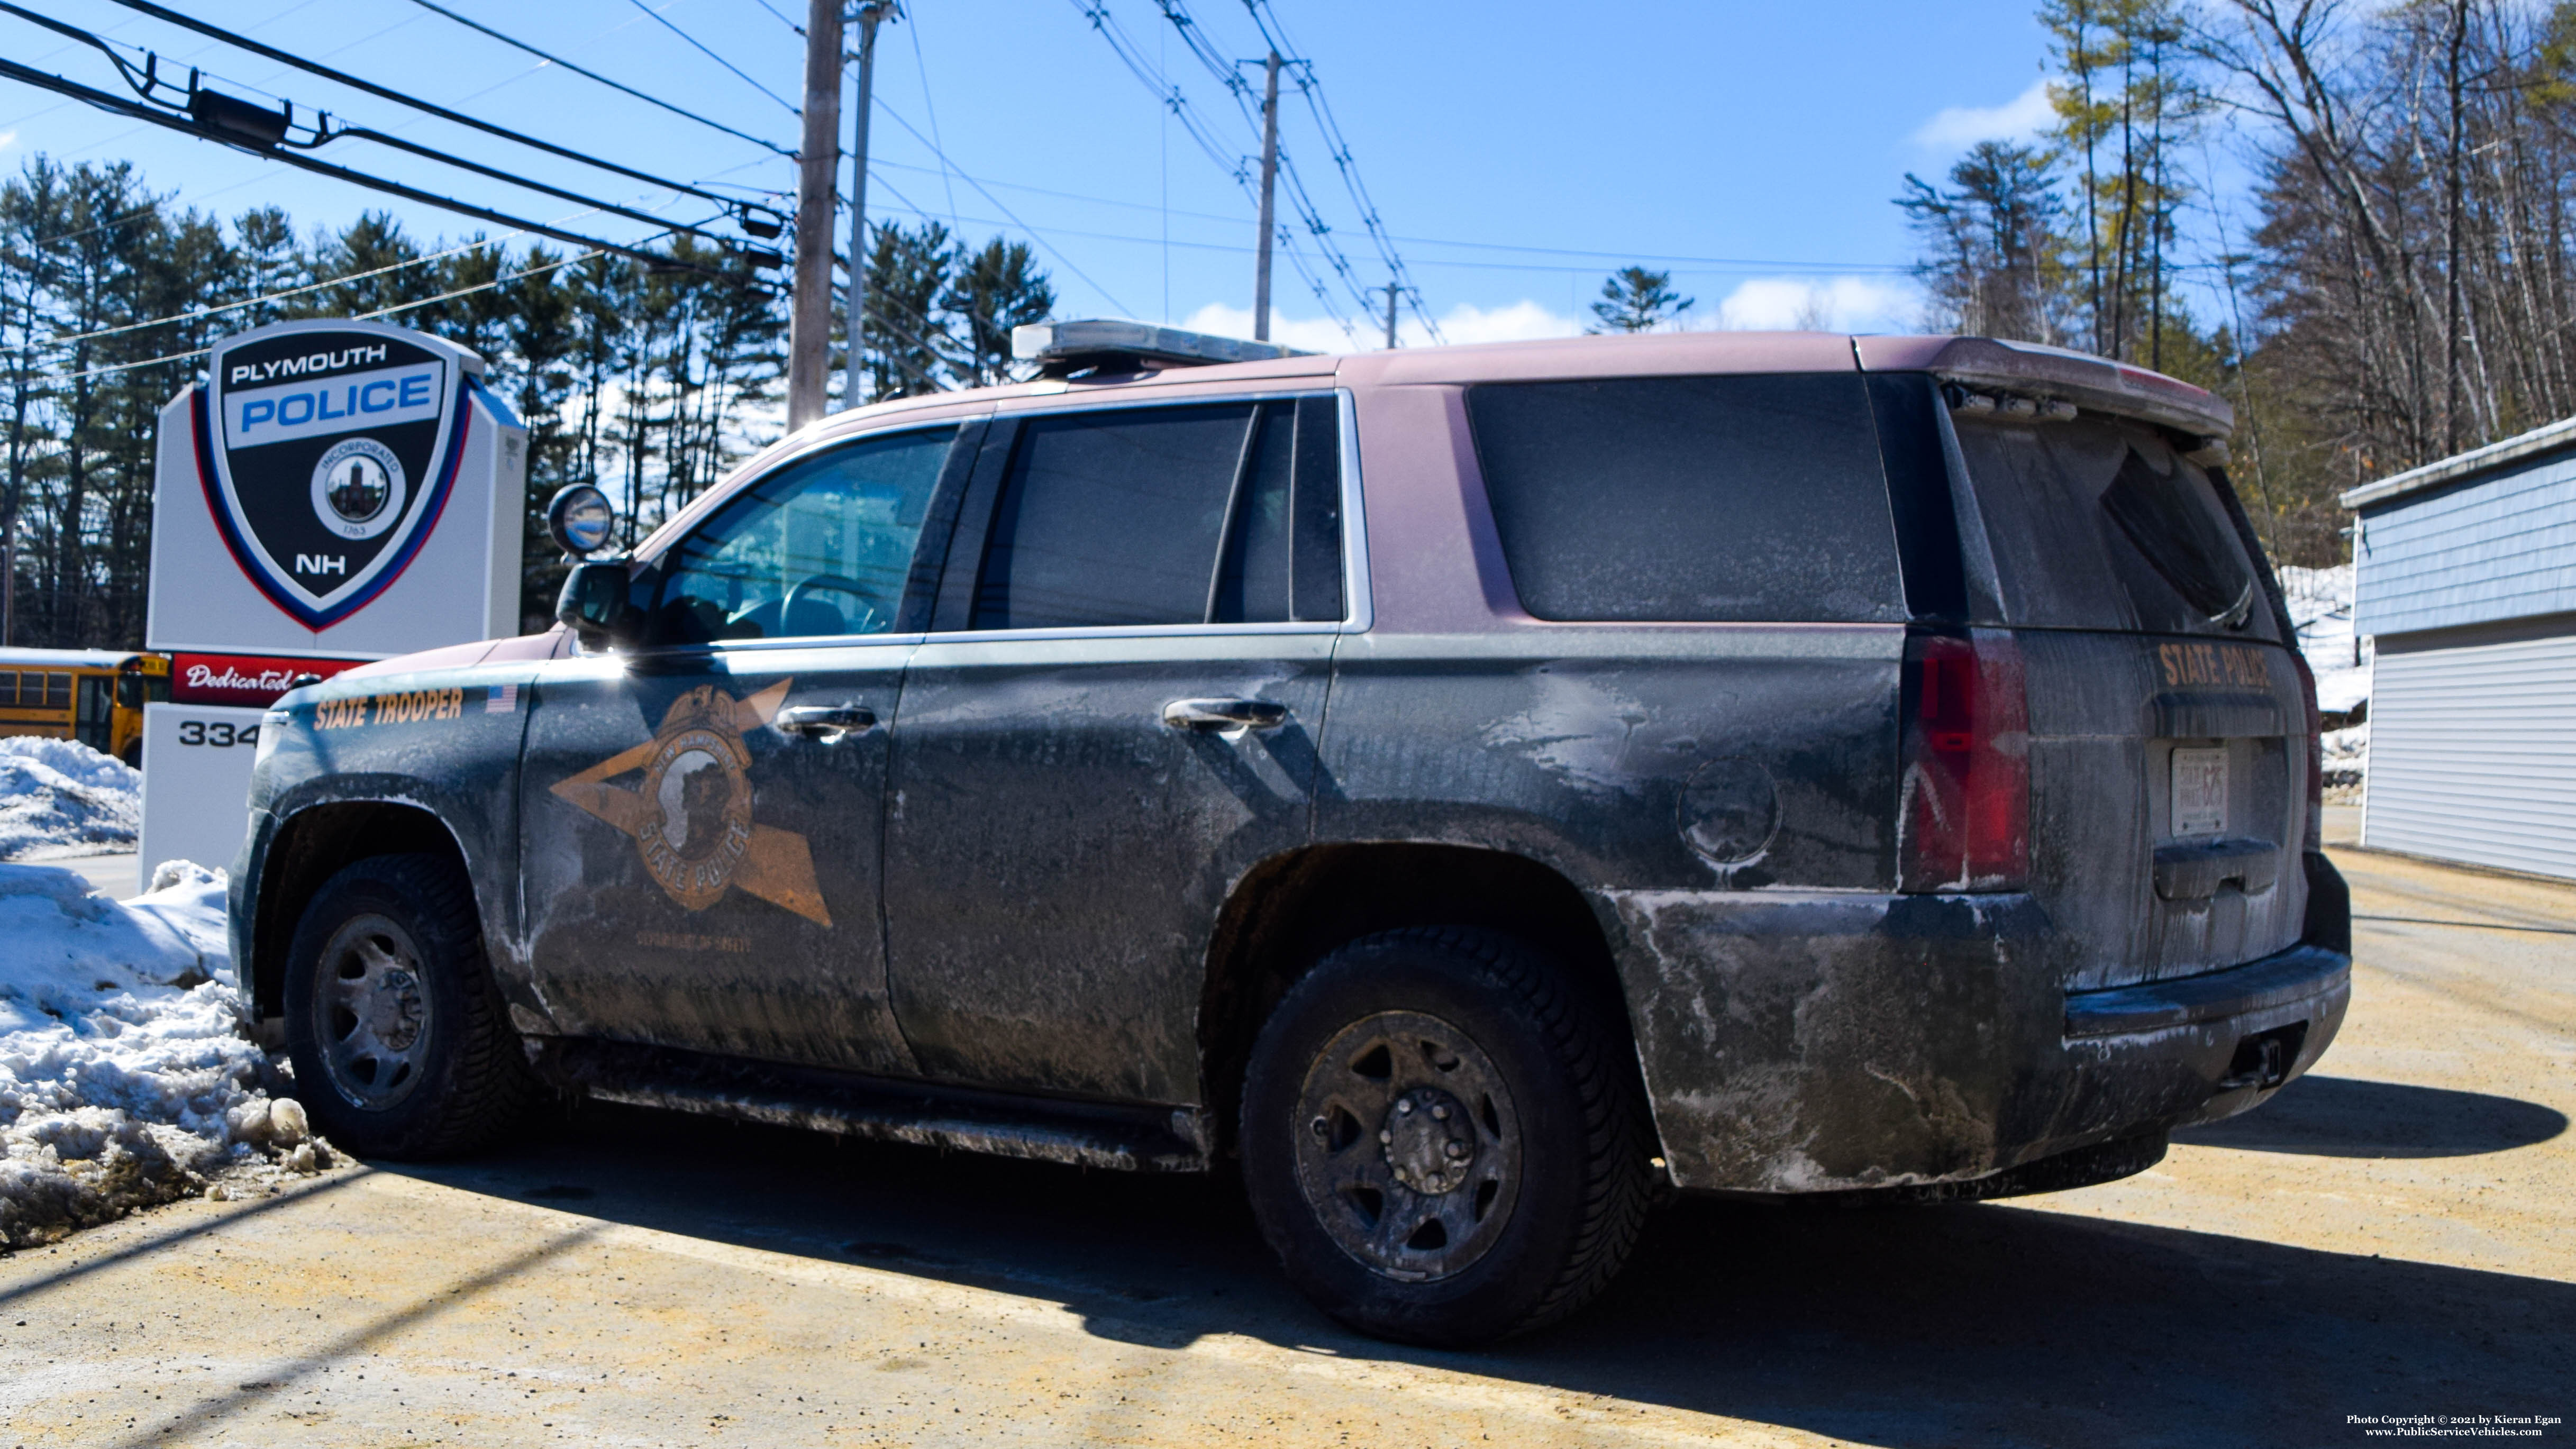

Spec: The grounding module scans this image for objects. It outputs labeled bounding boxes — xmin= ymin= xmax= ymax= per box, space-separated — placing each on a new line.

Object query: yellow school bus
xmin=0 ymin=648 xmax=170 ymax=764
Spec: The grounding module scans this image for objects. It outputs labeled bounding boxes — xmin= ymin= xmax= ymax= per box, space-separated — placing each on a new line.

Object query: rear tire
xmin=1239 ymin=927 xmax=1652 ymax=1346
xmin=283 ymin=852 xmax=532 ymax=1159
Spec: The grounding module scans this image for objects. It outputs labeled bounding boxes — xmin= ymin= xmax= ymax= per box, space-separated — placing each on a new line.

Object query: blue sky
xmin=0 ymin=0 xmax=2075 ymax=348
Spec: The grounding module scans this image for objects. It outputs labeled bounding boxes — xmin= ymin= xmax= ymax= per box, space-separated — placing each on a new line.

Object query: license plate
xmin=2171 ymin=746 xmax=2228 ymax=837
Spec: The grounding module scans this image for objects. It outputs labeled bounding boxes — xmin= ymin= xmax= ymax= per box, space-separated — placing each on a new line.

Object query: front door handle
xmin=776 ymin=704 xmax=878 ymax=742
xmin=1162 ymin=697 xmax=1288 ymax=732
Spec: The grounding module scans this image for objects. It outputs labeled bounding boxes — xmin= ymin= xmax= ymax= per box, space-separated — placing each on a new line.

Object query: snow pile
xmin=2279 ymin=564 xmax=2369 ymax=795
xmin=2321 ymin=723 xmax=2369 ymax=793
xmin=2279 ymin=564 xmax=2367 ymax=715
xmin=0 ymin=736 xmax=140 ymax=861
xmin=0 ymin=860 xmax=318 ymax=1248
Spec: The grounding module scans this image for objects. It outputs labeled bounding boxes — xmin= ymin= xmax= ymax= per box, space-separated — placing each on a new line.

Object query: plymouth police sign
xmin=199 ymin=323 xmax=467 ymax=628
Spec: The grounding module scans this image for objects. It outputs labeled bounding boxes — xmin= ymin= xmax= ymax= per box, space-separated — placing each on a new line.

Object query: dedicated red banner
xmin=169 ymin=651 xmax=365 ymax=708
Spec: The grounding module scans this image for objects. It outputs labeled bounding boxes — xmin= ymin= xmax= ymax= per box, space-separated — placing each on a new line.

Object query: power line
xmin=623 ymin=0 xmax=798 ymax=114
xmin=856 ymin=189 xmax=1923 ymax=293
xmin=401 ymin=0 xmax=796 ymax=158
xmin=91 ymin=0 xmax=779 ymax=224
xmin=904 ymin=3 xmax=959 ymax=230
xmin=856 ymin=154 xmax=1917 ymax=274
xmin=0 ymin=52 xmax=766 ymax=284
xmin=44 ymin=227 xmax=560 ymax=349
xmin=1234 ymin=0 xmax=1441 ymax=342
xmin=1144 ymin=0 xmax=1373 ymax=335
xmin=748 ymin=0 xmax=804 ymax=37
xmin=29 ymin=158 xmax=776 ymax=354
xmin=56 ymin=238 xmax=634 ymax=382
xmin=56 ymin=13 xmax=750 ymax=227
xmin=868 ymin=100 xmax=1136 ymax=317
xmin=5 ymin=8 xmax=780 ymax=255
xmin=1069 ymin=0 xmax=1355 ymax=341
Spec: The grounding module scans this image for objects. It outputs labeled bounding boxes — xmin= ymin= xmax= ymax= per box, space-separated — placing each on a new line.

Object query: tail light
xmin=1900 ymin=630 xmax=2030 ymax=892
xmin=2290 ymin=648 xmax=2324 ymax=852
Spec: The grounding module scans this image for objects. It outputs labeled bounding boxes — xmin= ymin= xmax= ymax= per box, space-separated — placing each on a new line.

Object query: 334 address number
xmin=177 ymin=721 xmax=260 ymax=748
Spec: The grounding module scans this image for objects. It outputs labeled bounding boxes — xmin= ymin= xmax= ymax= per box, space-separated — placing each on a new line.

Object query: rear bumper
xmin=2055 ymin=939 xmax=2349 ymax=1137
xmin=2064 ymin=943 xmax=2348 ymax=1038
xmin=1600 ymin=868 xmax=2351 ymax=1195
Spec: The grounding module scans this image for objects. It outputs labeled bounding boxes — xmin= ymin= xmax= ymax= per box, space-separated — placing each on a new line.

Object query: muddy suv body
xmin=235 ymin=330 xmax=2350 ymax=1343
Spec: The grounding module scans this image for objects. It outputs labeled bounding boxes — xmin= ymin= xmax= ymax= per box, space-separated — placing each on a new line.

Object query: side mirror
xmin=545 ymin=484 xmax=617 ymax=557
xmin=557 ymin=559 xmax=640 ymax=651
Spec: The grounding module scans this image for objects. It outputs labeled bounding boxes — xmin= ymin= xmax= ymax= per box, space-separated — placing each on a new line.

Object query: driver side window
xmin=646 ymin=424 xmax=958 ymax=646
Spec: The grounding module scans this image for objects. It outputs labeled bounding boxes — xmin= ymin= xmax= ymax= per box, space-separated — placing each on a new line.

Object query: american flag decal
xmin=486 ymin=682 xmax=518 ymax=713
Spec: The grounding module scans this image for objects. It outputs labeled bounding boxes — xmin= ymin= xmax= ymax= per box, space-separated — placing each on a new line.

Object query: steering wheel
xmin=781 ymin=575 xmax=882 ymax=636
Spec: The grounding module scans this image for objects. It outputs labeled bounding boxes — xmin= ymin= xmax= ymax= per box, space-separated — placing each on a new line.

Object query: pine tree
xmin=1586 ymin=267 xmax=1693 ymax=333
xmin=940 ymin=238 xmax=1054 ymax=388
xmin=862 ymin=221 xmax=955 ymax=400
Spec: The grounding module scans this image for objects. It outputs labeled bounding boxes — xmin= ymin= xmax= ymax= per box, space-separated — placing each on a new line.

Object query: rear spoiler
xmin=1903 ymin=336 xmax=2235 ymax=442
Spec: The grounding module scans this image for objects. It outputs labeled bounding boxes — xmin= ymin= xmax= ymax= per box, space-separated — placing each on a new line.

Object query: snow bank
xmin=2279 ymin=564 xmax=2368 ymax=716
xmin=0 ymin=736 xmax=140 ymax=861
xmin=1 ymin=860 xmax=320 ymax=1248
xmin=2279 ymin=564 xmax=2369 ymax=795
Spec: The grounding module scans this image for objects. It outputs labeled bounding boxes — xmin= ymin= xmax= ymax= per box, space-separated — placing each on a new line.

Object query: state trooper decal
xmin=195 ymin=321 xmax=472 ymax=629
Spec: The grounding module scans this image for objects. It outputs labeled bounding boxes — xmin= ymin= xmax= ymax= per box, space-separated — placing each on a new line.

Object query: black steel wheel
xmin=1241 ymin=927 xmax=1652 ymax=1346
xmin=312 ymin=910 xmax=436 ymax=1111
xmin=283 ymin=852 xmax=532 ymax=1159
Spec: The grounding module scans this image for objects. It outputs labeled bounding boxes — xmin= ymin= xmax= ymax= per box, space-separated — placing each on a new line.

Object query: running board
xmin=525 ymin=1037 xmax=1213 ymax=1173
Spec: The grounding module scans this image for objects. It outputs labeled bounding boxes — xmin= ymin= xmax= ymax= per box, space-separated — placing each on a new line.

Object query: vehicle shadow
xmin=2174 ymin=1073 xmax=2568 ymax=1158
xmin=383 ymin=1102 xmax=2573 ymax=1448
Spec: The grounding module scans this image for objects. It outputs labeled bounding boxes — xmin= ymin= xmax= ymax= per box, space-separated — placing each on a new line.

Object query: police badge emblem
xmin=197 ymin=320 xmax=474 ymax=629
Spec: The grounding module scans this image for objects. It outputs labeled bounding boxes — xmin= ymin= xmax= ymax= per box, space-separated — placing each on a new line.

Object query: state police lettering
xmin=199 ymin=324 xmax=467 ymax=631
xmin=2157 ymin=642 xmax=2272 ymax=691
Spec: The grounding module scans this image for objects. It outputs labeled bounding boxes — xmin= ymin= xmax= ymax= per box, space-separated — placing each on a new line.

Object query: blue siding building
xmin=2343 ymin=418 xmax=2576 ymax=880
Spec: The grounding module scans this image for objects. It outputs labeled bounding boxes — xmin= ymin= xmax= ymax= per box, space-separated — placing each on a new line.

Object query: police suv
xmin=236 ymin=323 xmax=2350 ymax=1345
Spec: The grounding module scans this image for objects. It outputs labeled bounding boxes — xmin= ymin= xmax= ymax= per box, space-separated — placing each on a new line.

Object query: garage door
xmin=2364 ymin=617 xmax=2576 ymax=880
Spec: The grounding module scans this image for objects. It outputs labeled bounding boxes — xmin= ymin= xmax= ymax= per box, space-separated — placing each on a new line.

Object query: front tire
xmin=283 ymin=852 xmax=531 ymax=1159
xmin=1240 ymin=927 xmax=1652 ymax=1346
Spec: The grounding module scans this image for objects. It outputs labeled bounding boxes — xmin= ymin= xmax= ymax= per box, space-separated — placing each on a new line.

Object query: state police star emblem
xmin=549 ymin=680 xmax=831 ymax=926
xmin=197 ymin=321 xmax=474 ymax=630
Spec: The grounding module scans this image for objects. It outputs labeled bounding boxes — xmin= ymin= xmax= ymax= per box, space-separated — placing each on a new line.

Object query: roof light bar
xmin=1012 ymin=319 xmax=1316 ymax=377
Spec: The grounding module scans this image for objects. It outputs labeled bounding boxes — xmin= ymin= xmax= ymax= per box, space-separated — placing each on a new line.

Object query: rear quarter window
xmin=1951 ymin=414 xmax=2278 ymax=641
xmin=1464 ymin=374 xmax=1906 ymax=623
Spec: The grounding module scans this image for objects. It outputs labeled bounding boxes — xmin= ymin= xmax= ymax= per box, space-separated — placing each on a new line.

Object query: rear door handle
xmin=1162 ymin=697 xmax=1288 ymax=732
xmin=776 ymin=704 xmax=878 ymax=742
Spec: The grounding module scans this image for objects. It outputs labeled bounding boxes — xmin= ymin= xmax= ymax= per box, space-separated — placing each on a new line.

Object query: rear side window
xmin=969 ymin=398 xmax=1342 ymax=630
xmin=1464 ymin=375 xmax=1906 ymax=623
xmin=1952 ymin=414 xmax=2275 ymax=639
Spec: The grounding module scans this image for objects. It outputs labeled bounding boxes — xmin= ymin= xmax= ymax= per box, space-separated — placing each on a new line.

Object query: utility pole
xmin=1252 ymin=50 xmax=1280 ymax=342
xmin=843 ymin=2 xmax=893 ymax=411
xmin=1381 ymin=282 xmax=1399 ymax=350
xmin=785 ymin=0 xmax=845 ymax=431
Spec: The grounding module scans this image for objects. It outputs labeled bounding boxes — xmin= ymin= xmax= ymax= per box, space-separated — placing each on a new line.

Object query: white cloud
xmin=1712 ymin=276 xmax=1919 ymax=333
xmin=1422 ymin=299 xmax=1583 ymax=345
xmin=0 ymin=131 xmax=17 ymax=153
xmin=1910 ymin=79 xmax=2054 ymax=151
xmin=1180 ymin=298 xmax=1582 ymax=352
xmin=1182 ymin=283 xmax=1934 ymax=350
xmin=1179 ymin=304 xmax=1360 ymax=354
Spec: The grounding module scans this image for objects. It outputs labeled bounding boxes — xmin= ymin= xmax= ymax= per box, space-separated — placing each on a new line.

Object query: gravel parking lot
xmin=4 ymin=824 xmax=2569 ymax=1447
